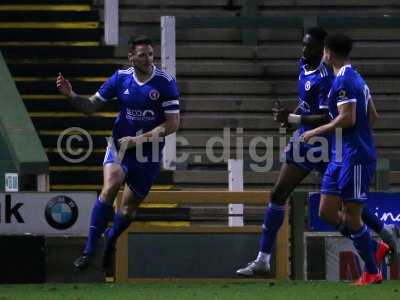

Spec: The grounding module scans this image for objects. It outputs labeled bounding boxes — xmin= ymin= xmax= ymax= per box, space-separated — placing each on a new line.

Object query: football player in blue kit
xmin=301 ymin=34 xmax=387 ymax=285
xmin=237 ymin=27 xmax=335 ymax=276
xmin=237 ymin=28 xmax=397 ymax=277
xmin=56 ymin=36 xmax=180 ymax=270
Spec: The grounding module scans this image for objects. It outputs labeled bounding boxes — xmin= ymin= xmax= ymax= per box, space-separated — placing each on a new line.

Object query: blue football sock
xmin=84 ymin=197 xmax=114 ymax=256
xmin=350 ymin=224 xmax=378 ymax=274
xmin=105 ymin=212 xmax=133 ymax=248
xmin=259 ymin=203 xmax=285 ymax=254
xmin=362 ymin=206 xmax=383 ymax=234
xmin=337 ymin=222 xmax=378 ymax=252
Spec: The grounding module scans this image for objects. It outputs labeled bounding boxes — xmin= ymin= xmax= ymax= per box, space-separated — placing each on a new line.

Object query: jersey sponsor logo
xmin=123 ymin=88 xmax=130 ymax=95
xmin=45 ymin=196 xmax=79 ymax=230
xmin=149 ymin=89 xmax=160 ymax=100
xmin=126 ymin=108 xmax=155 ymax=121
xmin=305 ymin=81 xmax=311 ymax=91
xmin=143 ymin=110 xmax=155 ymax=117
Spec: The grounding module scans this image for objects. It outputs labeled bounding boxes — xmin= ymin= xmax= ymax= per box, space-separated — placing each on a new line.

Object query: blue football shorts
xmin=321 ymin=161 xmax=376 ymax=203
xmin=103 ymin=140 xmax=161 ymax=200
xmin=284 ymin=141 xmax=328 ymax=175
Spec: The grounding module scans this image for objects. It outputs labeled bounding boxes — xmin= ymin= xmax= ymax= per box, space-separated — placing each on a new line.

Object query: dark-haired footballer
xmin=56 ymin=35 xmax=180 ymax=270
xmin=237 ymin=27 xmax=334 ymax=276
xmin=237 ymin=29 xmax=397 ymax=277
xmin=301 ymin=34 xmax=389 ymax=285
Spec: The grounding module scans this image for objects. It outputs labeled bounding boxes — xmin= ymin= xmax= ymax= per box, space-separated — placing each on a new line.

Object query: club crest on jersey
xmin=149 ymin=89 xmax=160 ymax=100
xmin=305 ymin=81 xmax=311 ymax=91
xmin=338 ymin=89 xmax=347 ymax=100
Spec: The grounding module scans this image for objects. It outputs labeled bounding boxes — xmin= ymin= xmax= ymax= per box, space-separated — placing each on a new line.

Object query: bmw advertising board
xmin=0 ymin=192 xmax=96 ymax=236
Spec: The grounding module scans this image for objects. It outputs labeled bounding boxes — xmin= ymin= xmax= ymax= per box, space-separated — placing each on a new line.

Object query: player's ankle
xmin=256 ymin=252 xmax=270 ymax=263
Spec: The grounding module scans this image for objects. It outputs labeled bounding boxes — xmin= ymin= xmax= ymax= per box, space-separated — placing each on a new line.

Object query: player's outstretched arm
xmin=56 ymin=72 xmax=104 ymax=115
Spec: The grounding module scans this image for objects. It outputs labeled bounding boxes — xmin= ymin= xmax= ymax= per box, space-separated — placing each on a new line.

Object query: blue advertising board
xmin=308 ymin=192 xmax=400 ymax=231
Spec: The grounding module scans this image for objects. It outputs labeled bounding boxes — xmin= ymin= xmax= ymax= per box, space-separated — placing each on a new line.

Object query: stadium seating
xmin=1 ymin=0 xmax=399 ymax=190
xmin=107 ymin=0 xmax=400 ymax=190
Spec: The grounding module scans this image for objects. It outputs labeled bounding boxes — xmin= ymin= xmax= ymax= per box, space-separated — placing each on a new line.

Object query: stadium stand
xmin=0 ymin=0 xmax=398 ymax=284
xmin=1 ymin=0 xmax=399 ymax=191
xmin=103 ymin=0 xmax=400 ymax=190
xmin=0 ymin=0 xmax=174 ymax=191
xmin=0 ymin=53 xmax=49 ymax=191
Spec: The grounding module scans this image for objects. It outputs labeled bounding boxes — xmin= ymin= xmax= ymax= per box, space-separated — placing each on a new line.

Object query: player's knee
xmin=100 ymin=183 xmax=121 ymax=204
xmin=342 ymin=212 xmax=362 ymax=231
xmin=120 ymin=202 xmax=138 ymax=219
xmin=319 ymin=208 xmax=338 ymax=226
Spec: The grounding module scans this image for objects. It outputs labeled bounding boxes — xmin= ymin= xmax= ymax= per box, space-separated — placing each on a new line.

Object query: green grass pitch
xmin=0 ymin=281 xmax=399 ymax=300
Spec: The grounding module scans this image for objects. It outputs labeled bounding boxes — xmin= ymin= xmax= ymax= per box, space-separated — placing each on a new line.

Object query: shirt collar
xmin=132 ymin=64 xmax=156 ymax=86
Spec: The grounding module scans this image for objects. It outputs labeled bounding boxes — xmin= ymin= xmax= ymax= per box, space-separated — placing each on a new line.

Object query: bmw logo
xmin=45 ymin=196 xmax=79 ymax=230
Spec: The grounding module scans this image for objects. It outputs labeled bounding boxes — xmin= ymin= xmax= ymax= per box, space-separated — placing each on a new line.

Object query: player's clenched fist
xmin=56 ymin=72 xmax=74 ymax=97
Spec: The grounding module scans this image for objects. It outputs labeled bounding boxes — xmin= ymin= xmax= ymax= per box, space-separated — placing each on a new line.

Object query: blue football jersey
xmin=297 ymin=59 xmax=334 ymax=135
xmin=327 ymin=65 xmax=377 ymax=163
xmin=95 ymin=65 xmax=180 ymax=154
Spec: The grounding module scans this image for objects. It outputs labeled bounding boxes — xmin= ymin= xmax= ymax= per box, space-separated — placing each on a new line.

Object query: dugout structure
xmin=114 ymin=190 xmax=290 ymax=282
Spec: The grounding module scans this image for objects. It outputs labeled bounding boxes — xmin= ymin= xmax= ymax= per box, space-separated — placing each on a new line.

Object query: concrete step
xmin=180 ymin=113 xmax=400 ymax=130
xmin=181 ymin=95 xmax=400 ymax=113
xmin=259 ymin=0 xmax=400 ymax=6
xmin=259 ymin=8 xmax=400 ymax=16
xmin=49 ymin=168 xmax=173 ymax=185
xmin=0 ymin=10 xmax=98 ymax=22
xmin=173 ymin=170 xmax=319 ymax=186
xmin=15 ymin=77 xmax=400 ymax=96
xmin=98 ymin=0 xmax=241 ymax=6
xmin=176 ymin=131 xmax=400 ymax=148
xmin=21 ymin=94 xmax=400 ymax=113
xmin=177 ymin=79 xmax=400 ymax=95
xmin=10 ymin=60 xmax=287 ymax=78
xmin=116 ymin=28 xmax=300 ymax=56
xmin=177 ymin=60 xmax=400 ymax=77
xmin=168 ymin=44 xmax=400 ymax=60
xmin=173 ymin=169 xmax=400 ymax=189
xmin=101 ymin=9 xmax=239 ymax=23
xmin=115 ymin=36 xmax=400 ymax=59
xmin=0 ymin=1 xmax=91 ymax=6
xmin=0 ymin=28 xmax=102 ymax=42
xmin=23 ymin=95 xmax=119 ymax=112
xmin=175 ymin=149 xmax=400 ymax=169
xmin=2 ymin=45 xmax=114 ymax=59
xmin=102 ymin=0 xmax=400 ymax=7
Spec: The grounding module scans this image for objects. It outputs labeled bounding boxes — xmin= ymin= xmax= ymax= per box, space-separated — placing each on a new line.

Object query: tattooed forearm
xmin=67 ymin=94 xmax=101 ymax=115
